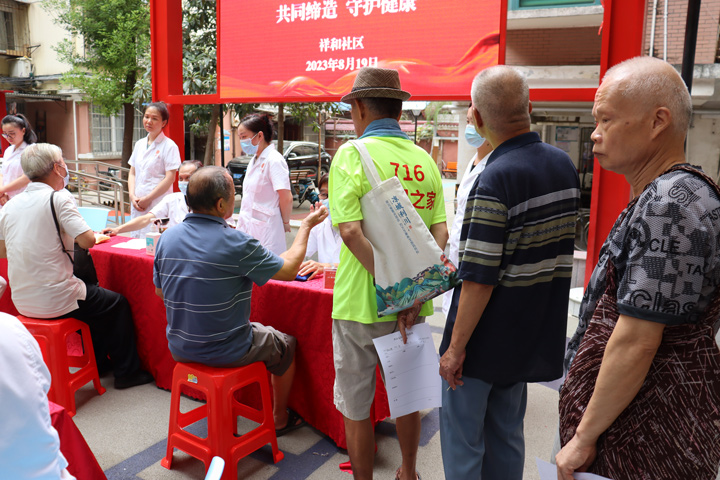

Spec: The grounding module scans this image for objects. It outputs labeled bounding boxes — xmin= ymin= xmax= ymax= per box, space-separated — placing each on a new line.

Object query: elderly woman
xmin=557 ymin=57 xmax=720 ymax=479
xmin=0 ymin=143 xmax=153 ymax=390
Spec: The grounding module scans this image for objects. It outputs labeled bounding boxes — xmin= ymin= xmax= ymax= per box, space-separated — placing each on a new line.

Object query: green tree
xmin=47 ymin=0 xmax=150 ymax=169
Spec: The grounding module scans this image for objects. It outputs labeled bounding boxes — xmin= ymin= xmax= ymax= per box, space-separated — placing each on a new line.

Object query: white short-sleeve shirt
xmin=239 ymin=143 xmax=291 ymax=220
xmin=306 ymin=216 xmax=341 ymax=264
xmin=0 ymin=313 xmax=72 ymax=480
xmin=128 ymin=132 xmax=181 ymax=199
xmin=149 ymin=191 xmax=189 ymax=228
xmin=128 ymin=132 xmax=181 ymax=236
xmin=1 ymin=142 xmax=28 ymax=199
xmin=0 ymin=183 xmax=90 ymax=318
xmin=442 ymin=152 xmax=489 ymax=317
xmin=236 ymin=143 xmax=291 ymax=254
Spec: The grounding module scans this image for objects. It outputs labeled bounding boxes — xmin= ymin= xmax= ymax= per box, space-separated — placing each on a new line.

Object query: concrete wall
xmin=23 ymin=100 xmax=75 ymax=156
xmin=27 ymin=3 xmax=73 ymax=77
xmin=687 ymin=116 xmax=720 ymax=181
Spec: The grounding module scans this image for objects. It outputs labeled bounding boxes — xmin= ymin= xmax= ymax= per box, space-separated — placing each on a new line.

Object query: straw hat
xmin=341 ymin=67 xmax=411 ymax=103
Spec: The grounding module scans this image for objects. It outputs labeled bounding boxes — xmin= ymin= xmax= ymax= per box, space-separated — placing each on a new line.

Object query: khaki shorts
xmin=172 ymin=323 xmax=296 ymax=376
xmin=332 ymin=316 xmax=425 ymax=421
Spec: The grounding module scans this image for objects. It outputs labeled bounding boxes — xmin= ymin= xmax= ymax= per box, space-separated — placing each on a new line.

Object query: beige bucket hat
xmin=341 ymin=67 xmax=411 ymax=103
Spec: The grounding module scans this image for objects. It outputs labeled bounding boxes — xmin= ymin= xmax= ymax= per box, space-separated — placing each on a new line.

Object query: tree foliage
xmin=46 ymin=0 xmax=150 ymax=167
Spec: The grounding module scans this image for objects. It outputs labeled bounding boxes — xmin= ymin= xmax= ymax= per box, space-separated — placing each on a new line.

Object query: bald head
xmin=602 ymin=56 xmax=692 ymax=136
xmin=471 ymin=66 xmax=530 ymax=134
xmin=186 ymin=166 xmax=234 ymax=214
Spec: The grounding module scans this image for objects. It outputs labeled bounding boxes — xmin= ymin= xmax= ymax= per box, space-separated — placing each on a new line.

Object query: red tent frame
xmin=149 ymin=0 xmax=646 ymax=280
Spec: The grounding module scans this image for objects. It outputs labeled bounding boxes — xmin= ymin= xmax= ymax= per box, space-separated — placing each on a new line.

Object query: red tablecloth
xmin=50 ymin=401 xmax=107 ymax=480
xmin=89 ymin=236 xmax=390 ymax=448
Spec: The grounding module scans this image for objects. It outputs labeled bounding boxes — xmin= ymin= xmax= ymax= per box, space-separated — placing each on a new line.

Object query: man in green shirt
xmin=329 ymin=67 xmax=448 ymax=480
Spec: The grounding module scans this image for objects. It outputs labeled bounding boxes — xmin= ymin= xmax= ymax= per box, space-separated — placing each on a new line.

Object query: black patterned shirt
xmin=565 ymin=166 xmax=720 ymax=371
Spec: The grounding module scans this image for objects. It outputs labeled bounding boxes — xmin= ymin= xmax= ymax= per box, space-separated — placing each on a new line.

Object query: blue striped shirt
xmin=153 ymin=214 xmax=284 ymax=366
xmin=440 ymin=132 xmax=580 ymax=382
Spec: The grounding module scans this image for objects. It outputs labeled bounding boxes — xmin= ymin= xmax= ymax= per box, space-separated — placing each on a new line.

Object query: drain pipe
xmin=72 ymin=99 xmax=78 ymax=164
xmin=663 ymin=0 xmax=669 ymax=61
xmin=649 ymin=0 xmax=658 ymax=56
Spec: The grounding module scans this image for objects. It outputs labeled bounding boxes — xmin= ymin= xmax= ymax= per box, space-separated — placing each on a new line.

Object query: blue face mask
xmin=178 ymin=181 xmax=188 ymax=196
xmin=240 ymin=133 xmax=259 ymax=155
xmin=464 ymin=125 xmax=485 ymax=148
xmin=320 ymin=198 xmax=331 ymax=222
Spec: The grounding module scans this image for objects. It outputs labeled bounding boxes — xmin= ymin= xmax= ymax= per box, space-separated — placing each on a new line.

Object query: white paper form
xmin=372 ymin=322 xmax=441 ymax=419
xmin=536 ymin=458 xmax=613 ymax=480
xmin=111 ymin=239 xmax=146 ymax=249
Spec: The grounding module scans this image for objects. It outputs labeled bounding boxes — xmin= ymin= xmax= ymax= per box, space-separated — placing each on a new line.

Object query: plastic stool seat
xmin=161 ymin=362 xmax=283 ymax=480
xmin=18 ymin=315 xmax=106 ymax=416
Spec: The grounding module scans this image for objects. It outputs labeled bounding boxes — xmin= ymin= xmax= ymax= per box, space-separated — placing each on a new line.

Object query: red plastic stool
xmin=161 ymin=362 xmax=284 ymax=479
xmin=18 ymin=315 xmax=106 ymax=417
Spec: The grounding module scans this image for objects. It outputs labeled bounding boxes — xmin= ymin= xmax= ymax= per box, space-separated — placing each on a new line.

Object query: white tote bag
xmin=350 ymin=140 xmax=460 ymax=317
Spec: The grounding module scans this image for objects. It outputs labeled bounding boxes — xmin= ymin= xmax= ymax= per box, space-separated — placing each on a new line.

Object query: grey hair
xmin=186 ymin=166 xmax=233 ymax=213
xmin=470 ymin=66 xmax=530 ymax=133
xmin=604 ymin=56 xmax=692 ymax=135
xmin=21 ymin=143 xmax=63 ymax=181
xmin=180 ymin=159 xmax=203 ymax=171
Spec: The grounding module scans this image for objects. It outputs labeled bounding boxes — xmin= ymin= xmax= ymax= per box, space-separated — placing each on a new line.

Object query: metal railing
xmin=66 ymin=160 xmax=129 ymax=226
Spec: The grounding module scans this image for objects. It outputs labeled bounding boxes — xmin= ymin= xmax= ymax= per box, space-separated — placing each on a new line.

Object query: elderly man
xmin=153 ymin=166 xmax=327 ymax=435
xmin=0 ymin=143 xmax=153 ymax=389
xmin=103 ymin=160 xmax=202 ymax=236
xmin=329 ymin=67 xmax=448 ymax=480
xmin=557 ymin=57 xmax=720 ymax=480
xmin=438 ymin=66 xmax=579 ymax=479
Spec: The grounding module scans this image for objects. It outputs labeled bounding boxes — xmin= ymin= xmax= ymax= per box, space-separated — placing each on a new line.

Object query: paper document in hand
xmin=536 ymin=458 xmax=613 ymax=480
xmin=372 ymin=322 xmax=441 ymax=419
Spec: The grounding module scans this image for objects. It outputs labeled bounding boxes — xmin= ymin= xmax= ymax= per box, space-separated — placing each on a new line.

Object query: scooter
xmin=296 ymin=178 xmax=320 ymax=207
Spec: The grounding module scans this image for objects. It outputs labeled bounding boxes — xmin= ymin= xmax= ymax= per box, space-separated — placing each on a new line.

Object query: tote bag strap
xmin=349 ymin=140 xmax=382 ymax=189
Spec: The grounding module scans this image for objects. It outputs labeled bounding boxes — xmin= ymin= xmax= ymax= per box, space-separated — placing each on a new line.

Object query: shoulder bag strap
xmin=349 ymin=140 xmax=382 ymax=189
xmin=50 ymin=190 xmax=74 ymax=265
xmin=665 ymin=163 xmax=720 ymax=198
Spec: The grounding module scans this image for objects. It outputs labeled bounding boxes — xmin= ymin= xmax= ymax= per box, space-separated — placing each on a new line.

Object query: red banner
xmin=219 ymin=0 xmax=503 ymax=102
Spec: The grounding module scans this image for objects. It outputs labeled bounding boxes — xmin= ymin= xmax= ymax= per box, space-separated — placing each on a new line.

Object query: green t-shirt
xmin=329 ymin=136 xmax=446 ymax=324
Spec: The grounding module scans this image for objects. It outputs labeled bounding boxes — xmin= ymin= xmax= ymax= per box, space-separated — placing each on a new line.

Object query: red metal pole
xmin=150 ymin=0 xmax=185 ymax=188
xmin=584 ymin=0 xmax=646 ymax=285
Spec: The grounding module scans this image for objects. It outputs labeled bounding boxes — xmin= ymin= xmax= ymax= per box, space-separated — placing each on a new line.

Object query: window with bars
xmin=90 ymin=106 xmax=146 ymax=155
xmin=0 ymin=1 xmax=28 ymax=56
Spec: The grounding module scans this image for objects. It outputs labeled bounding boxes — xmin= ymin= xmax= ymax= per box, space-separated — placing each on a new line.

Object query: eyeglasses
xmin=1 ymin=131 xmax=18 ymax=140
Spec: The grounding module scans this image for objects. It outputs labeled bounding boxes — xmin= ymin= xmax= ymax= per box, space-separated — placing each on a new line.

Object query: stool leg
xmin=77 ymin=326 xmax=106 ymax=396
xmin=161 ymin=379 xmax=183 ymax=470
xmin=258 ymin=372 xmax=283 ymax=464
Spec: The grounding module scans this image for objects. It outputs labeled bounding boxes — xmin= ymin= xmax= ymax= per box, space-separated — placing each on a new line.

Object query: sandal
xmin=394 ymin=468 xmax=421 ymax=480
xmin=275 ymin=408 xmax=306 ymax=437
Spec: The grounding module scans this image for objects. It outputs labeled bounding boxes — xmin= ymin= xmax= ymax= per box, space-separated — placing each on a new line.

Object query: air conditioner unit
xmin=9 ymin=58 xmax=32 ymax=78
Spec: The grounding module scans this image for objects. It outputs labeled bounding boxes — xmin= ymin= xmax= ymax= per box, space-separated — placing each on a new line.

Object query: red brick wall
xmin=643 ymin=0 xmax=720 ymax=64
xmin=506 ymin=27 xmax=602 ymax=66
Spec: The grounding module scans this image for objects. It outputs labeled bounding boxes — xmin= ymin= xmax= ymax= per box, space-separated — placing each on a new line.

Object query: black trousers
xmin=54 ymin=285 xmax=141 ymax=378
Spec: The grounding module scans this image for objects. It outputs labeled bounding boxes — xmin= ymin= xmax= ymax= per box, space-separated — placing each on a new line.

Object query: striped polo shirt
xmin=440 ymin=132 xmax=580 ymax=383
xmin=153 ymin=213 xmax=284 ymax=366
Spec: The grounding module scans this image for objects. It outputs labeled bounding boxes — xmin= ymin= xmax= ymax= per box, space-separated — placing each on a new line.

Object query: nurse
xmin=235 ymin=113 xmax=292 ymax=255
xmin=0 ymin=114 xmax=36 ymax=206
xmin=441 ymin=106 xmax=493 ymax=317
xmin=128 ymin=102 xmax=181 ymax=238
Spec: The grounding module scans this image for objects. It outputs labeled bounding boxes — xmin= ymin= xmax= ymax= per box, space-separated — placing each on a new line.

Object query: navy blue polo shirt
xmin=440 ymin=132 xmax=580 ymax=383
xmin=153 ymin=213 xmax=284 ymax=366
